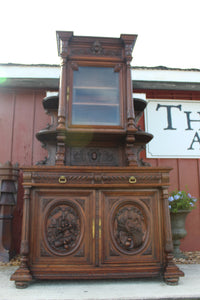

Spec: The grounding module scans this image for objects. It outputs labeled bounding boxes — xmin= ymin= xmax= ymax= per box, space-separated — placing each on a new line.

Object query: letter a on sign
xmin=188 ymin=132 xmax=200 ymax=150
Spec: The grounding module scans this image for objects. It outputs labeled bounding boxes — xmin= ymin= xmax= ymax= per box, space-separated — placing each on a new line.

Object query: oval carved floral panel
xmin=110 ymin=201 xmax=149 ymax=255
xmin=43 ymin=201 xmax=83 ymax=256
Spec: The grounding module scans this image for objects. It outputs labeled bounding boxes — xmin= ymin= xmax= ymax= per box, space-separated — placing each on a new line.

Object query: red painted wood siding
xmin=136 ymin=89 xmax=200 ymax=251
xmin=0 ymin=89 xmax=49 ymax=165
xmin=0 ymin=88 xmax=50 ymax=252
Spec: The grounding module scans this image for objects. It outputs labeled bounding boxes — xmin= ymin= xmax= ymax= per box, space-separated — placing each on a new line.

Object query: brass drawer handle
xmin=58 ymin=176 xmax=67 ymax=184
xmin=129 ymin=176 xmax=137 ymax=184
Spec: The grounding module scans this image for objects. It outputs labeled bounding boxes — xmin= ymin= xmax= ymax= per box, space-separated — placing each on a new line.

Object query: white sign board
xmin=144 ymin=99 xmax=200 ymax=158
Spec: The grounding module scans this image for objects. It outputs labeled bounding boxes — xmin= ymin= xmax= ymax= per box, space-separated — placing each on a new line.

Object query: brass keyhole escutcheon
xmin=129 ymin=176 xmax=137 ymax=184
xmin=58 ymin=176 xmax=67 ymax=184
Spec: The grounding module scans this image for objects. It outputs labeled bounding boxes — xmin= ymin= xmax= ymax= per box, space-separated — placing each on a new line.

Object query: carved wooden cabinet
xmin=11 ymin=32 xmax=183 ymax=287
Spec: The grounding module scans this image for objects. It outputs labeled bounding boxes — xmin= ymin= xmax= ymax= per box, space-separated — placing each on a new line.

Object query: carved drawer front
xmin=31 ymin=171 xmax=163 ymax=186
xmin=29 ymin=189 xmax=95 ymax=267
xmin=100 ymin=190 xmax=162 ymax=265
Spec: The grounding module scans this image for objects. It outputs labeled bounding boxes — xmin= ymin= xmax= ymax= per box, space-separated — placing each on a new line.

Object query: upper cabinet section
xmin=36 ymin=32 xmax=154 ymax=166
xmin=56 ymin=31 xmax=137 ymax=132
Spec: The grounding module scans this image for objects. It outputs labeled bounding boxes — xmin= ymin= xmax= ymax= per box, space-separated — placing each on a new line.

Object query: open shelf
xmin=74 ymin=86 xmax=117 ymax=90
xmin=72 ymin=102 xmax=119 ymax=106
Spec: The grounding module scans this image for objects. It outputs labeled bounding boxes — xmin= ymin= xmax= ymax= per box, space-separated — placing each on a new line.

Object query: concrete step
xmin=1 ymin=265 xmax=200 ymax=300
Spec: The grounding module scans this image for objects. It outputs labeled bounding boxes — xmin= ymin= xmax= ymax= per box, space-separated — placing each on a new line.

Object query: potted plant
xmin=168 ymin=190 xmax=197 ymax=258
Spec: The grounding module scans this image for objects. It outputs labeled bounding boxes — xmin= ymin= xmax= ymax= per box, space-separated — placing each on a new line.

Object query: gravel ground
xmin=1 ymin=252 xmax=200 ymax=266
xmin=173 ymin=251 xmax=200 ymax=264
xmin=0 ymin=255 xmax=21 ymax=267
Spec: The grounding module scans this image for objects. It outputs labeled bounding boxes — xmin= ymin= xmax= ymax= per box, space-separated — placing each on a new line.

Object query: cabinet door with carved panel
xmin=100 ymin=190 xmax=163 ymax=273
xmin=29 ymin=189 xmax=95 ymax=276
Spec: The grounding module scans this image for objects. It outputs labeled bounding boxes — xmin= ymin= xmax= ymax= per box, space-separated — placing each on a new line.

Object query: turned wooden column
xmin=56 ymin=31 xmax=73 ymax=166
xmin=124 ymin=42 xmax=136 ymax=130
xmin=10 ymin=186 xmax=32 ymax=288
xmin=56 ymin=56 xmax=67 ymax=166
xmin=121 ymin=34 xmax=138 ymax=166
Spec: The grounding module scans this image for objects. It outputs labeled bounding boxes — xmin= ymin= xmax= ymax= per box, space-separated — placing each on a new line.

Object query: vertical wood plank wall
xmin=0 ymin=87 xmax=199 ymax=252
xmin=0 ymin=88 xmax=50 ymax=252
xmin=0 ymin=89 xmax=49 ymax=165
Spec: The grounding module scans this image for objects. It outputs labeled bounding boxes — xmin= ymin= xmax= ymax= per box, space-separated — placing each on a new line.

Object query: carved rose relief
xmin=45 ymin=204 xmax=81 ymax=254
xmin=113 ymin=204 xmax=147 ymax=252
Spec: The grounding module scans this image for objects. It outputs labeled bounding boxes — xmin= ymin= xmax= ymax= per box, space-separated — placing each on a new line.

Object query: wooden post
xmin=121 ymin=34 xmax=138 ymax=166
xmin=0 ymin=162 xmax=18 ymax=262
xmin=56 ymin=56 xmax=67 ymax=166
xmin=10 ymin=186 xmax=32 ymax=288
xmin=56 ymin=31 xmax=73 ymax=165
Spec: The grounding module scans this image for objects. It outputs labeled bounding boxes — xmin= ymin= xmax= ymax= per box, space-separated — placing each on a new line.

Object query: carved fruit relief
xmin=112 ymin=203 xmax=148 ymax=253
xmin=45 ymin=203 xmax=81 ymax=255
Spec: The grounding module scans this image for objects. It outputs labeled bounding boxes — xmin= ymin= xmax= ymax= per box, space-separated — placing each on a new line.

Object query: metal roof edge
xmin=0 ymin=63 xmax=60 ymax=67
xmin=132 ymin=65 xmax=200 ymax=72
xmin=1 ymin=63 xmax=200 ymax=91
xmin=133 ymin=80 xmax=200 ymax=91
xmin=1 ymin=63 xmax=200 ymax=72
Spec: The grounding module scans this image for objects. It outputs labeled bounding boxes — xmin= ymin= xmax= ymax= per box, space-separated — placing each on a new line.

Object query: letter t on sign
xmin=156 ymin=104 xmax=182 ymax=130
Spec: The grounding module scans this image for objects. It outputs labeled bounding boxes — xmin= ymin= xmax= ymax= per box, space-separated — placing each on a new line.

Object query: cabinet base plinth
xmin=163 ymin=263 xmax=184 ymax=285
xmin=10 ymin=267 xmax=32 ymax=288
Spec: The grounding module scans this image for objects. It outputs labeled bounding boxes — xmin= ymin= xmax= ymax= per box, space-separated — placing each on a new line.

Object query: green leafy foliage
xmin=168 ymin=190 xmax=197 ymax=213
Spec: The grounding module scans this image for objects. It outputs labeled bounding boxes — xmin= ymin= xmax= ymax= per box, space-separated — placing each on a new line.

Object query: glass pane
xmin=72 ymin=67 xmax=120 ymax=126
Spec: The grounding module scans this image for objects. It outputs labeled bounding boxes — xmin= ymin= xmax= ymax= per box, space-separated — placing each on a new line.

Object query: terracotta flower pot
xmin=170 ymin=210 xmax=190 ymax=258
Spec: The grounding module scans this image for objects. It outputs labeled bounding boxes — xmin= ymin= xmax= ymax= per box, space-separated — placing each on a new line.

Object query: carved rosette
xmin=43 ymin=201 xmax=83 ymax=256
xmin=110 ymin=201 xmax=150 ymax=254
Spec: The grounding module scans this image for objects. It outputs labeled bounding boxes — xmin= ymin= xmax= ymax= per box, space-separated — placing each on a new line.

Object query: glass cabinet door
xmin=71 ymin=66 xmax=121 ymax=126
